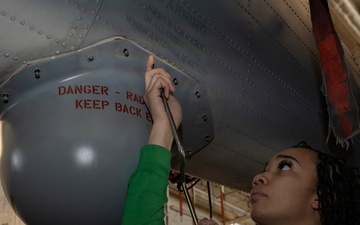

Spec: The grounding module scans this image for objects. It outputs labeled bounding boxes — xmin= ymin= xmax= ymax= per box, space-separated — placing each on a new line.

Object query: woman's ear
xmin=311 ymin=197 xmax=319 ymax=210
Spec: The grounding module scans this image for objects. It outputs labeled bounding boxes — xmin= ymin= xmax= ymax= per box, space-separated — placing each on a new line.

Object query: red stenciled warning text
xmin=58 ymin=85 xmax=151 ymax=122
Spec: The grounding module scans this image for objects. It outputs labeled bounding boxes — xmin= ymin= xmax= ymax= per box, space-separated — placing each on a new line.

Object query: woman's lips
xmin=250 ymin=189 xmax=267 ymax=200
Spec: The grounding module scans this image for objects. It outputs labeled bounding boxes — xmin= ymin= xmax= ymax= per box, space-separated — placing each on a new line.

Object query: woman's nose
xmin=252 ymin=172 xmax=268 ymax=186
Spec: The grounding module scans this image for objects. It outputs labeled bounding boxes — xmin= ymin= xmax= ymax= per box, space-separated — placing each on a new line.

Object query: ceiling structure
xmin=329 ymin=0 xmax=360 ymax=62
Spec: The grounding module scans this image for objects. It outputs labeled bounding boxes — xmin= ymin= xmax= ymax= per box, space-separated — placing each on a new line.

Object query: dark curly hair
xmin=293 ymin=141 xmax=360 ymax=225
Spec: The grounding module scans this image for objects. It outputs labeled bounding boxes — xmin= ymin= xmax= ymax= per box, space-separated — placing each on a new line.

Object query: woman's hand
xmin=144 ymin=55 xmax=182 ymax=150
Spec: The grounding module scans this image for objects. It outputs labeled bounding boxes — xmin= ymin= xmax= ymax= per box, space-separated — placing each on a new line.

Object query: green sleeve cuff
xmin=136 ymin=144 xmax=172 ymax=178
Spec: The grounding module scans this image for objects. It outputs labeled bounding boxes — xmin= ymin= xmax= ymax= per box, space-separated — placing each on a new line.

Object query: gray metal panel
xmin=0 ymin=38 xmax=213 ymax=224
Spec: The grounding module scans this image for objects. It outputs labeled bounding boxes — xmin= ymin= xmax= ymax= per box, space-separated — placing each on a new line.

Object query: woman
xmin=251 ymin=142 xmax=360 ymax=225
xmin=121 ymin=55 xmax=217 ymax=225
xmin=121 ymin=55 xmax=360 ymax=225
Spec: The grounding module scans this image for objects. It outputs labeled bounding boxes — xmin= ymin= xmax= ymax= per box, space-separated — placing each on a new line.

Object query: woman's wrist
xmin=148 ymin=122 xmax=174 ymax=150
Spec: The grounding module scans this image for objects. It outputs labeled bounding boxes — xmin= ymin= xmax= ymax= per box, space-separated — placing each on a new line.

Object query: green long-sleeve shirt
xmin=121 ymin=144 xmax=171 ymax=225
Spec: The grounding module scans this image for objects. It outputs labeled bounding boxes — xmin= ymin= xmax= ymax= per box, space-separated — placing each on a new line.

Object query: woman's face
xmin=250 ymin=147 xmax=320 ymax=225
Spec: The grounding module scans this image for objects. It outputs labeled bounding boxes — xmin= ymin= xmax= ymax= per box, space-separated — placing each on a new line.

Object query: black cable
xmin=186 ymin=179 xmax=201 ymax=190
xmin=207 ymin=181 xmax=213 ymax=218
xmin=177 ymin=179 xmax=201 ymax=192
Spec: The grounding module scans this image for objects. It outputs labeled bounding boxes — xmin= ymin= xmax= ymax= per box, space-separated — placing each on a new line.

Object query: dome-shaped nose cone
xmin=0 ymin=38 xmax=213 ymax=225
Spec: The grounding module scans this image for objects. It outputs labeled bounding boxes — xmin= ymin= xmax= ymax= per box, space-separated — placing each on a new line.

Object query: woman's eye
xmin=278 ymin=160 xmax=292 ymax=171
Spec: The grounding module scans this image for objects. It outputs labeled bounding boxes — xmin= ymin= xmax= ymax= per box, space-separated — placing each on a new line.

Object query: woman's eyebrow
xmin=262 ymin=154 xmax=300 ymax=171
xmin=276 ymin=154 xmax=301 ymax=165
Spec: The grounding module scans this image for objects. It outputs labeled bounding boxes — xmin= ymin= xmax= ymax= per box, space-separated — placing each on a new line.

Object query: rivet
xmin=10 ymin=16 xmax=16 ymax=21
xmin=29 ymin=25 xmax=34 ymax=30
xmin=37 ymin=30 xmax=43 ymax=35
xmin=68 ymin=32 xmax=73 ymax=37
xmin=62 ymin=42 xmax=67 ymax=47
xmin=13 ymin=56 xmax=18 ymax=61
xmin=1 ymin=11 xmax=6 ymax=16
xmin=20 ymin=20 xmax=25 ymax=25
xmin=72 ymin=25 xmax=77 ymax=29
xmin=4 ymin=53 xmax=10 ymax=57
xmin=46 ymin=35 xmax=52 ymax=39
xmin=77 ymin=16 xmax=82 ymax=21
xmin=78 ymin=34 xmax=83 ymax=39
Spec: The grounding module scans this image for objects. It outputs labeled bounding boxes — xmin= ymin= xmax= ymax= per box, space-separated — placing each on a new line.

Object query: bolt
xmin=33 ymin=68 xmax=41 ymax=79
xmin=195 ymin=91 xmax=201 ymax=98
xmin=202 ymin=114 xmax=208 ymax=122
xmin=205 ymin=136 xmax=211 ymax=142
xmin=186 ymin=149 xmax=193 ymax=156
xmin=3 ymin=93 xmax=9 ymax=103
xmin=88 ymin=55 xmax=94 ymax=62
xmin=205 ymin=135 xmax=211 ymax=142
xmin=123 ymin=48 xmax=129 ymax=57
xmin=172 ymin=77 xmax=179 ymax=85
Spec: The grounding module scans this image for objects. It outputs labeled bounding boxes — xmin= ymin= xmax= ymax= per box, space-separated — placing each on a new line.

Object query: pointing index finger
xmin=146 ymin=55 xmax=155 ymax=72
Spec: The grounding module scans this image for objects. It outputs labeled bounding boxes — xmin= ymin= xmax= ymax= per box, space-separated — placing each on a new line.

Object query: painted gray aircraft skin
xmin=0 ymin=0 xmax=359 ymax=224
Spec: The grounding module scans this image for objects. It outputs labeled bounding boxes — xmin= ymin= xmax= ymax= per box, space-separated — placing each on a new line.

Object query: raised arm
xmin=121 ymin=55 xmax=182 ymax=225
